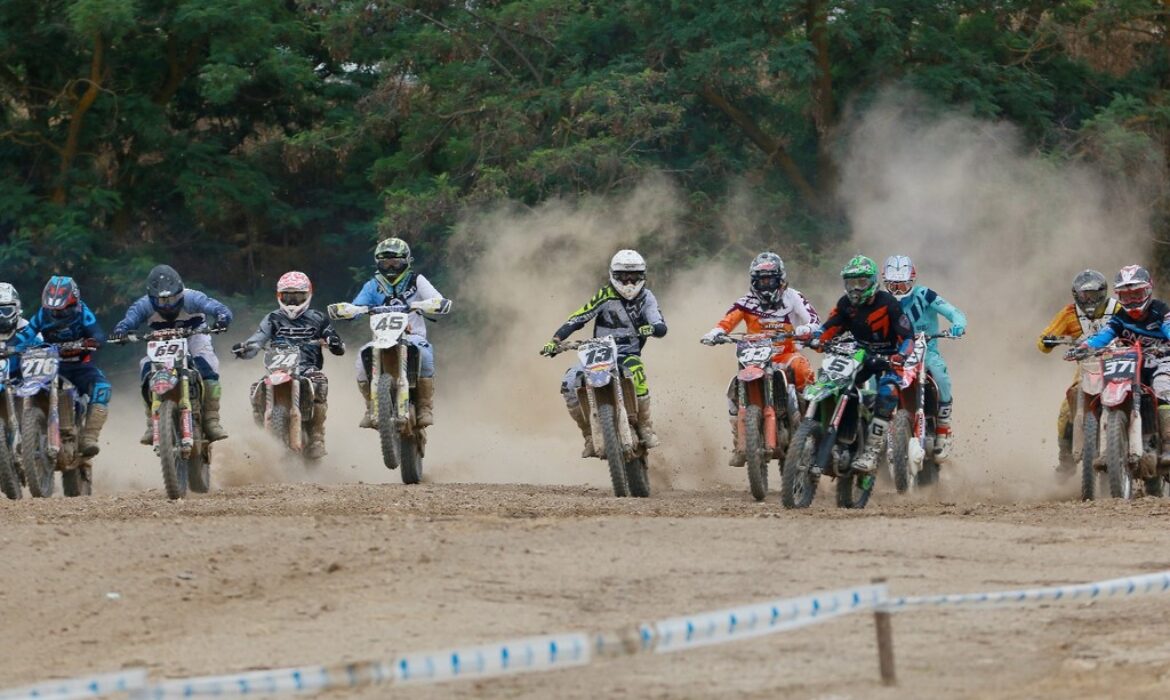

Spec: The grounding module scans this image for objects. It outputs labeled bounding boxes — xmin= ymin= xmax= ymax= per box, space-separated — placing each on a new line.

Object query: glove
xmin=1065 ymin=345 xmax=1090 ymax=361
xmin=211 ymin=314 xmax=230 ymax=331
xmin=889 ymin=353 xmax=905 ymax=366
xmin=951 ymin=324 xmax=966 ymax=338
xmin=326 ymin=334 xmax=345 ymax=355
xmin=700 ymin=328 xmax=725 ymax=346
xmin=231 ymin=342 xmax=247 ymax=358
xmin=540 ymin=339 xmax=559 ymax=357
xmin=109 ymin=330 xmax=127 ymax=343
xmin=638 ymin=324 xmax=655 ymax=337
xmin=793 ymin=325 xmax=815 ymax=339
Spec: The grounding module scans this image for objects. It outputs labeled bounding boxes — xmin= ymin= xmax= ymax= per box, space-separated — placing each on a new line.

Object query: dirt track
xmin=3 ymin=479 xmax=1170 ymax=700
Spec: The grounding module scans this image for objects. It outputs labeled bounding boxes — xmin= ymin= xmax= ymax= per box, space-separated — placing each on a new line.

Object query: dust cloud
xmin=836 ymin=90 xmax=1161 ymax=501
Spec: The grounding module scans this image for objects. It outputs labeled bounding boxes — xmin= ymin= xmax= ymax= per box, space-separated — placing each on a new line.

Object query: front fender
xmin=586 ymin=370 xmax=612 ymax=388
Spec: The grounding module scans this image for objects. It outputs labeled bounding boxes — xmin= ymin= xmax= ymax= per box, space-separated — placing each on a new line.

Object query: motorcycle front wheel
xmin=597 ymin=401 xmax=630 ymax=497
xmin=21 ymin=403 xmax=53 ymax=498
xmin=890 ymin=410 xmax=912 ymax=494
xmin=158 ymin=399 xmax=189 ymax=500
xmin=745 ymin=404 xmax=768 ymax=501
xmin=781 ymin=418 xmax=822 ymax=509
xmin=376 ymin=374 xmax=402 ymax=471
xmin=1080 ymin=410 xmax=1101 ymax=501
xmin=0 ymin=416 xmax=21 ymax=499
xmin=1104 ymin=409 xmax=1133 ymax=500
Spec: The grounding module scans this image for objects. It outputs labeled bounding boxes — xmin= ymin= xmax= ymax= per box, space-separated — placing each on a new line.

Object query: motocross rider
xmin=13 ymin=277 xmax=110 ymax=457
xmin=330 ymin=237 xmax=451 ymax=429
xmin=540 ymin=249 xmax=668 ymax=457
xmin=882 ymin=255 xmax=967 ymax=460
xmin=700 ymin=252 xmax=821 ymax=466
xmin=816 ymin=255 xmax=914 ymax=474
xmin=0 ymin=283 xmax=29 ymax=362
xmin=109 ymin=265 xmax=233 ymax=444
xmin=1069 ymin=265 xmax=1170 ymax=465
xmin=233 ymin=271 xmax=345 ymax=459
xmin=1038 ymin=269 xmax=1119 ymax=474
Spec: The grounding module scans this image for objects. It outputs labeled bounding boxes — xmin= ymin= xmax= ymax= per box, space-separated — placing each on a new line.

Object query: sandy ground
xmin=3 ymin=472 xmax=1170 ymax=700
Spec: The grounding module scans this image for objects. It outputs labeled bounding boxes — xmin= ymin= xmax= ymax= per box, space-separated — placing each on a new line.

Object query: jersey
xmin=15 ymin=303 xmax=105 ymax=364
xmin=553 ymin=285 xmax=667 ymax=358
xmin=1037 ymin=300 xmax=1121 ymax=353
xmin=352 ymin=272 xmax=445 ymax=339
xmin=1085 ymin=299 xmax=1170 ymax=349
xmin=243 ymin=309 xmax=343 ymax=371
xmin=112 ymin=290 xmax=233 ymax=335
xmin=898 ymin=286 xmax=966 ymax=352
xmin=715 ymin=288 xmax=820 ymax=355
xmin=819 ymin=290 xmax=913 ymax=356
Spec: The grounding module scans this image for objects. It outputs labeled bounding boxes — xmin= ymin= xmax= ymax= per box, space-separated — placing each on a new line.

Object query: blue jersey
xmin=1085 ymin=299 xmax=1170 ymax=349
xmin=112 ymin=290 xmax=232 ymax=335
xmin=14 ymin=303 xmax=106 ymax=363
xmin=898 ymin=287 xmax=966 ymax=352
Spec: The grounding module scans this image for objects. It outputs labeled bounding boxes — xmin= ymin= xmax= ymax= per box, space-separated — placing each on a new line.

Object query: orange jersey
xmin=715 ymin=289 xmax=819 ymax=356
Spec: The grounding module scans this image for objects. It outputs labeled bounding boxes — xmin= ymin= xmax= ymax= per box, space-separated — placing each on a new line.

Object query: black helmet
xmin=147 ymin=265 xmax=185 ymax=318
xmin=749 ymin=252 xmax=787 ymax=306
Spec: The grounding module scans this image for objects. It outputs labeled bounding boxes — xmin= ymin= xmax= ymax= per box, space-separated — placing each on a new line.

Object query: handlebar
xmin=108 ymin=325 xmax=226 ymax=345
xmin=543 ymin=335 xmax=635 ymax=357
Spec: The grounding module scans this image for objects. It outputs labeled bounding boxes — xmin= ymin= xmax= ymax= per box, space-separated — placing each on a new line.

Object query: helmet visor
xmin=752 ymin=274 xmax=782 ymax=292
xmin=278 ymin=291 xmax=309 ymax=307
xmin=612 ymin=270 xmax=645 ymax=286
xmin=376 ymin=253 xmax=409 ymax=275
xmin=1117 ymin=286 xmax=1150 ymax=309
xmin=885 ymin=280 xmax=912 ymax=296
xmin=1074 ymin=288 xmax=1106 ymax=310
xmin=151 ymin=294 xmax=183 ymax=314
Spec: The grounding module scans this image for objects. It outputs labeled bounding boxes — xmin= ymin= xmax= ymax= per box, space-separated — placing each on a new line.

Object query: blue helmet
xmin=42 ymin=276 xmax=80 ymax=319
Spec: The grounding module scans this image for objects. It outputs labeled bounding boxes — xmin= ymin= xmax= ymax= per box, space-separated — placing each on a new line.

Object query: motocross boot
xmin=1158 ymin=405 xmax=1170 ymax=468
xmin=728 ymin=416 xmax=746 ymax=467
xmin=357 ymin=379 xmax=374 ymax=429
xmin=933 ymin=401 xmax=953 ymax=462
xmin=415 ymin=377 xmax=435 ymax=427
xmin=306 ymin=401 xmax=328 ymax=460
xmin=201 ymin=379 xmax=229 ymax=442
xmin=568 ymin=403 xmax=597 ymax=458
xmin=140 ymin=402 xmax=154 ymax=445
xmin=852 ymin=417 xmax=889 ymax=474
xmin=636 ymin=395 xmax=661 ymax=449
xmin=79 ymin=404 xmax=108 ymax=458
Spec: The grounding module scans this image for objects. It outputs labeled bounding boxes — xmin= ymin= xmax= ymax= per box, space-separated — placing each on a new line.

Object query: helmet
xmin=749 ymin=252 xmax=787 ymax=306
xmin=842 ymin=255 xmax=879 ymax=305
xmin=609 ymin=249 xmax=647 ymax=300
xmin=276 ymin=271 xmax=313 ymax=319
xmin=374 ymin=238 xmax=412 ymax=284
xmin=1114 ymin=265 xmax=1153 ymax=319
xmin=42 ymin=276 xmax=80 ymax=319
xmin=882 ymin=255 xmax=916 ymax=299
xmin=146 ymin=265 xmax=185 ymax=318
xmin=0 ymin=283 xmax=21 ymax=338
xmin=1071 ymin=269 xmax=1108 ymax=318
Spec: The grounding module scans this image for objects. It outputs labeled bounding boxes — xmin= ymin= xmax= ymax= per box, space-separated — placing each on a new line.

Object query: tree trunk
xmin=51 ymin=33 xmax=105 ymax=205
xmin=807 ymin=0 xmax=837 ymax=198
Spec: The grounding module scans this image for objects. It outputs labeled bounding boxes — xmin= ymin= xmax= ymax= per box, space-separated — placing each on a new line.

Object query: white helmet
xmin=276 ymin=271 xmax=313 ymax=319
xmin=609 ymin=249 xmax=647 ymax=300
xmin=0 ymin=283 xmax=20 ymax=340
xmin=882 ymin=255 xmax=916 ymax=298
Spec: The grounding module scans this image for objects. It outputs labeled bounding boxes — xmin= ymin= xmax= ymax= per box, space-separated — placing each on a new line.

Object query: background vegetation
xmin=3 ymin=0 xmax=1170 ymax=313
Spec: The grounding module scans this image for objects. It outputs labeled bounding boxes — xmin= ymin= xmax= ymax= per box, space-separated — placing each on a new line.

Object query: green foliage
xmin=3 ymin=0 xmax=1170 ymax=315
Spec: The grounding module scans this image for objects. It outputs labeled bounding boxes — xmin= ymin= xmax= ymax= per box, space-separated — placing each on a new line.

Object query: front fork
xmin=47 ymin=381 xmax=61 ymax=459
xmin=585 ymin=372 xmax=636 ymax=453
xmin=369 ymin=345 xmax=411 ymax=429
xmin=1071 ymin=385 xmax=1086 ymax=462
xmin=5 ymin=390 xmax=20 ymax=465
xmin=289 ymin=379 xmax=303 ymax=450
xmin=735 ymin=375 xmax=779 ymax=454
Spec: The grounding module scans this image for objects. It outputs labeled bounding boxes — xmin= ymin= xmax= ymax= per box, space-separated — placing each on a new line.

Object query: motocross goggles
xmin=843 ymin=276 xmax=872 ymax=293
xmin=612 ymin=270 xmax=645 ymax=286
xmin=884 ymin=279 xmax=913 ymax=296
xmin=278 ymin=291 xmax=309 ymax=306
xmin=751 ymin=273 xmax=782 ymax=292
xmin=1117 ymin=284 xmax=1151 ymax=309
xmin=48 ymin=305 xmax=77 ymax=319
xmin=150 ymin=293 xmax=183 ymax=314
xmin=1073 ymin=287 xmax=1106 ymax=310
xmin=376 ymin=252 xmax=409 ymax=275
xmin=0 ymin=304 xmax=17 ymax=322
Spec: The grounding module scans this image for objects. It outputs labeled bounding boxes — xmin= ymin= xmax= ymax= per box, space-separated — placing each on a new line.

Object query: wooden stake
xmin=872 ymin=577 xmax=897 ymax=686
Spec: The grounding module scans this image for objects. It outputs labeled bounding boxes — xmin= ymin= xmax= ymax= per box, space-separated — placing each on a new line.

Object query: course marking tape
xmin=883 ymin=570 xmax=1170 ymax=610
xmin=0 ymin=669 xmax=147 ymax=700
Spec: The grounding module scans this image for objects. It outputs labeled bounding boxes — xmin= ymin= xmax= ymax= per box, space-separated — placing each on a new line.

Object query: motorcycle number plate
xmin=370 ymin=312 xmax=408 ymax=345
xmin=264 ymin=349 xmax=299 ymax=371
xmin=20 ymin=349 xmax=59 ymax=381
xmin=737 ymin=344 xmax=772 ymax=365
xmin=578 ymin=340 xmax=617 ymax=372
xmin=1102 ymin=352 xmax=1138 ymax=382
xmin=822 ymin=355 xmax=859 ymax=380
xmin=147 ymin=338 xmax=188 ymax=367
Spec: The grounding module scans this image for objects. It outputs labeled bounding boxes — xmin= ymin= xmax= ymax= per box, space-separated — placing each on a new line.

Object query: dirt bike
xmin=13 ymin=341 xmax=94 ymax=497
xmin=705 ymin=332 xmax=801 ymax=501
xmin=1072 ymin=339 xmax=1170 ymax=499
xmin=328 ymin=300 xmax=424 ymax=484
xmin=782 ymin=337 xmax=881 ymax=509
xmin=237 ymin=339 xmax=326 ymax=462
xmin=888 ymin=331 xmax=957 ymax=493
xmin=111 ymin=326 xmax=225 ymax=500
xmin=1043 ymin=335 xmax=1107 ymax=500
xmin=0 ymin=346 xmax=24 ymax=499
xmin=547 ymin=335 xmax=650 ymax=498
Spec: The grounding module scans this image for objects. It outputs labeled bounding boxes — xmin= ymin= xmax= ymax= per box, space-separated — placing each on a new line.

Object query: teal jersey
xmin=898 ymin=286 xmax=966 ymax=351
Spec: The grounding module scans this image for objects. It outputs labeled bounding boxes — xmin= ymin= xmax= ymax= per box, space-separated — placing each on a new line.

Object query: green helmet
xmin=374 ymin=237 xmax=413 ymax=283
xmin=841 ymin=254 xmax=879 ymax=305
